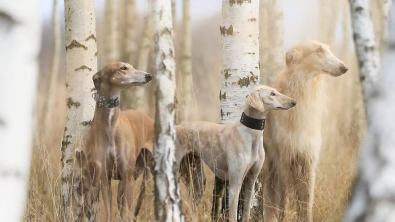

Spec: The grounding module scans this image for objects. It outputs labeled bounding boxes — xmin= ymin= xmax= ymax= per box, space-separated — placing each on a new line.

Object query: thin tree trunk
xmin=265 ymin=0 xmax=284 ymax=84
xmin=214 ymin=0 xmax=260 ymax=220
xmin=121 ymin=3 xmax=154 ymax=110
xmin=259 ymin=0 xmax=269 ymax=84
xmin=179 ymin=0 xmax=193 ymax=121
xmin=0 ymin=0 xmax=40 ymax=221
xmin=343 ymin=25 xmax=395 ymax=222
xmin=348 ymin=0 xmax=381 ymax=117
xmin=61 ymin=0 xmax=98 ymax=221
xmin=153 ymin=0 xmax=183 ymax=221
xmin=104 ymin=0 xmax=119 ymax=63
xmin=42 ymin=0 xmax=61 ymax=135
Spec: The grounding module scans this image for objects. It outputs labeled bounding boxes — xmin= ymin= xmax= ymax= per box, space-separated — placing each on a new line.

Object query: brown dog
xmin=263 ymin=39 xmax=348 ymax=222
xmin=86 ymin=62 xmax=154 ymax=221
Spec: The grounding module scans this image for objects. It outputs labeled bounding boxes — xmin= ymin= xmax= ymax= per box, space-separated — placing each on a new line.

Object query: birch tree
xmin=104 ymin=0 xmax=119 ymax=63
xmin=348 ymin=0 xmax=381 ymax=115
xmin=42 ymin=0 xmax=61 ymax=134
xmin=180 ymin=0 xmax=193 ymax=121
xmin=265 ymin=0 xmax=284 ymax=84
xmin=214 ymin=0 xmax=260 ymax=220
xmin=343 ymin=24 xmax=395 ymax=222
xmin=121 ymin=0 xmax=154 ymax=110
xmin=0 ymin=0 xmax=40 ymax=221
xmin=61 ymin=0 xmax=98 ymax=221
xmin=153 ymin=0 xmax=183 ymax=221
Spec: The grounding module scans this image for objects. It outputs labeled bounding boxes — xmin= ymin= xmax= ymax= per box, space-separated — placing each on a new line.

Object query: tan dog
xmin=176 ymin=85 xmax=296 ymax=222
xmin=263 ymin=39 xmax=349 ymax=222
xmin=86 ymin=62 xmax=154 ymax=221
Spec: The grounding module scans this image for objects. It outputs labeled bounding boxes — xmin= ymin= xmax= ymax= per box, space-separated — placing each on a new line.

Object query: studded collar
xmin=92 ymin=92 xmax=120 ymax=108
xmin=240 ymin=112 xmax=265 ymax=130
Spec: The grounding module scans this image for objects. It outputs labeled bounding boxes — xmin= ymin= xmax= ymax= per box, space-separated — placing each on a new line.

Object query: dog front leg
xmin=241 ymin=163 xmax=264 ymax=222
xmin=101 ymin=177 xmax=112 ymax=222
xmin=228 ymin=174 xmax=243 ymax=222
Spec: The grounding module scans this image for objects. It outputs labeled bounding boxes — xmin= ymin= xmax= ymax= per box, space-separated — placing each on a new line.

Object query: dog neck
xmin=93 ymin=92 xmax=120 ymax=108
xmin=240 ymin=102 xmax=267 ymax=130
xmin=92 ymin=92 xmax=121 ymax=139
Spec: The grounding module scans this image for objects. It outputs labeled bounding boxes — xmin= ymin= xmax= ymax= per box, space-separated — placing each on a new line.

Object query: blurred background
xmin=28 ymin=0 xmax=393 ymax=221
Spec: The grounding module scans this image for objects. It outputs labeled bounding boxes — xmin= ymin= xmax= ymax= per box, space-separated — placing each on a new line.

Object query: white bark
xmin=0 ymin=0 xmax=40 ymax=221
xmin=61 ymin=0 xmax=98 ymax=221
xmin=104 ymin=0 xmax=119 ymax=63
xmin=42 ymin=0 xmax=61 ymax=133
xmin=349 ymin=0 xmax=381 ymax=114
xmin=343 ymin=37 xmax=395 ymax=222
xmin=180 ymin=0 xmax=193 ymax=121
xmin=219 ymin=0 xmax=260 ymax=124
xmin=265 ymin=0 xmax=284 ymax=84
xmin=153 ymin=0 xmax=183 ymax=221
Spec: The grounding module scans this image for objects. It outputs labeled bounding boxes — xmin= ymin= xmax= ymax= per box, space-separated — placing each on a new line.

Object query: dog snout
xmin=339 ymin=65 xmax=349 ymax=74
xmin=291 ymin=100 xmax=297 ymax=107
xmin=145 ymin=73 xmax=153 ymax=81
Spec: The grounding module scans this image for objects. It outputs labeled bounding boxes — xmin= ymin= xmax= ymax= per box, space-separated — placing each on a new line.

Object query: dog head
xmin=248 ymin=85 xmax=296 ymax=112
xmin=92 ymin=62 xmax=152 ymax=94
xmin=285 ymin=39 xmax=348 ymax=76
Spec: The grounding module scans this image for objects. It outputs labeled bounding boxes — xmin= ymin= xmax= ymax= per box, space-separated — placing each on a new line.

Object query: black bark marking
xmin=220 ymin=91 xmax=227 ymax=100
xmin=85 ymin=34 xmax=97 ymax=42
xmin=81 ymin=120 xmax=92 ymax=126
xmin=220 ymin=25 xmax=234 ymax=36
xmin=74 ymin=65 xmax=92 ymax=72
xmin=66 ymin=39 xmax=88 ymax=51
xmin=67 ymin=97 xmax=81 ymax=108
xmin=355 ymin=6 xmax=363 ymax=12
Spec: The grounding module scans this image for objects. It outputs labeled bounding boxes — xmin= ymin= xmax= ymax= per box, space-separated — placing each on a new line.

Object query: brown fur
xmin=263 ymin=40 xmax=348 ymax=222
xmin=86 ymin=62 xmax=154 ymax=221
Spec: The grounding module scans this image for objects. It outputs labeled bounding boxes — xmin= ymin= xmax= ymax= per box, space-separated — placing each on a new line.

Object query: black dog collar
xmin=240 ymin=112 xmax=265 ymax=130
xmin=92 ymin=92 xmax=120 ymax=108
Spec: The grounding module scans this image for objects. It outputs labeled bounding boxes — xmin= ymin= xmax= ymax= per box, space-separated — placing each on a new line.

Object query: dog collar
xmin=240 ymin=112 xmax=265 ymax=130
xmin=92 ymin=92 xmax=120 ymax=108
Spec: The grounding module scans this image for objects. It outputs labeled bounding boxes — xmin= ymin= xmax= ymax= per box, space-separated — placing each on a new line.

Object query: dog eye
xmin=316 ymin=47 xmax=323 ymax=53
xmin=270 ymin=92 xmax=276 ymax=96
xmin=120 ymin=66 xmax=128 ymax=70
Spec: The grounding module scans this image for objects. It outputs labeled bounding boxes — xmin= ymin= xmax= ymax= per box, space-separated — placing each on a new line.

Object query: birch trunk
xmin=215 ymin=0 xmax=260 ymax=220
xmin=349 ymin=0 xmax=381 ymax=117
xmin=265 ymin=0 xmax=284 ymax=84
xmin=179 ymin=0 xmax=193 ymax=121
xmin=0 ymin=0 xmax=40 ymax=221
xmin=61 ymin=0 xmax=98 ymax=221
xmin=42 ymin=0 xmax=61 ymax=134
xmin=104 ymin=0 xmax=119 ymax=63
xmin=153 ymin=0 xmax=183 ymax=221
xmin=219 ymin=0 xmax=260 ymax=125
xmin=343 ymin=33 xmax=395 ymax=222
xmin=121 ymin=3 xmax=154 ymax=110
xmin=259 ymin=0 xmax=269 ymax=84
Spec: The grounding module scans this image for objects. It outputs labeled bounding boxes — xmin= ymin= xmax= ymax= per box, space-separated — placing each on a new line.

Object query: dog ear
xmin=247 ymin=91 xmax=265 ymax=112
xmin=93 ymin=72 xmax=101 ymax=89
xmin=286 ymin=47 xmax=302 ymax=66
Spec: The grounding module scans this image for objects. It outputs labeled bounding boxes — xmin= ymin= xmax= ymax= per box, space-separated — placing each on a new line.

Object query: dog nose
xmin=339 ymin=66 xmax=349 ymax=74
xmin=291 ymin=100 xmax=297 ymax=107
xmin=145 ymin=74 xmax=152 ymax=81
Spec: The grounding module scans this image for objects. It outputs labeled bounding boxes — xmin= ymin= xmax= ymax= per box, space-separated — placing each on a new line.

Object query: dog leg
xmin=241 ymin=163 xmax=263 ymax=222
xmin=101 ymin=177 xmax=112 ymax=222
xmin=228 ymin=172 xmax=244 ymax=222
xmin=292 ymin=159 xmax=315 ymax=222
xmin=263 ymin=161 xmax=280 ymax=222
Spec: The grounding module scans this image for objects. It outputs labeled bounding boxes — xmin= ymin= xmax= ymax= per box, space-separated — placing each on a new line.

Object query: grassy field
xmin=25 ymin=1 xmax=370 ymax=221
